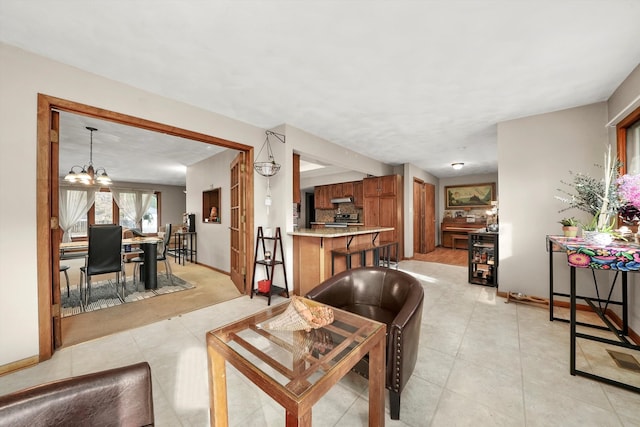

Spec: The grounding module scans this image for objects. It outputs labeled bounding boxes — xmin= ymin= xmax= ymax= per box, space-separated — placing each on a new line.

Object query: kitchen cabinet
xmin=342 ymin=182 xmax=354 ymax=197
xmin=363 ymin=175 xmax=403 ymax=260
xmin=364 ymin=175 xmax=397 ymax=197
xmin=331 ymin=183 xmax=343 ymax=199
xmin=363 ymin=177 xmax=379 ymax=197
xmin=353 ymin=181 xmax=363 ymax=208
xmin=314 ymin=185 xmax=332 ymax=209
xmin=314 ymin=180 xmax=364 ymax=208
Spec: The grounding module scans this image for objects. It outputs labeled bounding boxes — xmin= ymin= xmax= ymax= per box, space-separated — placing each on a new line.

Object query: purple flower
xmin=617 ymin=174 xmax=640 ymax=209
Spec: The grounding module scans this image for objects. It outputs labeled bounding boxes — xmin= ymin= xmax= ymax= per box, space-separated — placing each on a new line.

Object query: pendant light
xmin=254 ymin=130 xmax=285 ymax=177
xmin=254 ymin=130 xmax=285 ymax=217
xmin=64 ymin=126 xmax=112 ymax=186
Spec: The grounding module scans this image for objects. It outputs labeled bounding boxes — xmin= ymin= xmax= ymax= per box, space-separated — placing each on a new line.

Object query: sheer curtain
xmin=110 ymin=188 xmax=154 ymax=229
xmin=59 ymin=187 xmax=97 ymax=242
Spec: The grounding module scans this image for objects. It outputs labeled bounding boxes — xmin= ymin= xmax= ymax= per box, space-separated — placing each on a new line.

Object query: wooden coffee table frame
xmin=206 ymin=298 xmax=386 ymax=426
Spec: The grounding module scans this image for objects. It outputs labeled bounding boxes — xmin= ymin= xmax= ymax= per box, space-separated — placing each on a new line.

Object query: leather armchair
xmin=305 ymin=266 xmax=424 ymax=420
xmin=0 ymin=362 xmax=154 ymax=427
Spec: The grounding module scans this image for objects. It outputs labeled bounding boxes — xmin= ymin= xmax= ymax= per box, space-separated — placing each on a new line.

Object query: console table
xmin=547 ymin=235 xmax=640 ymax=393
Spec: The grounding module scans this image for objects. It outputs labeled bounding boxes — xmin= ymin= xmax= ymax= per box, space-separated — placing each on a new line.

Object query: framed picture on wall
xmin=445 ymin=183 xmax=495 ymax=209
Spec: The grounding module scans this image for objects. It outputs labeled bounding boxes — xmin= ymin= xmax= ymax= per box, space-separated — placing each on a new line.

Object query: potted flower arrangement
xmin=558 ymin=217 xmax=579 ymax=237
xmin=556 ymin=145 xmax=625 ymax=245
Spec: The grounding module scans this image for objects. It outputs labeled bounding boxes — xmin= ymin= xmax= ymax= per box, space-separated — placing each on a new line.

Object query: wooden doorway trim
xmin=36 ymin=93 xmax=255 ymax=360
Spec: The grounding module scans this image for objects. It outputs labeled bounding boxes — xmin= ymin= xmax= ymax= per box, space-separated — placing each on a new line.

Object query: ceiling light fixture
xmin=64 ymin=126 xmax=112 ymax=186
xmin=451 ymin=162 xmax=464 ymax=170
xmin=254 ymin=130 xmax=285 ymax=177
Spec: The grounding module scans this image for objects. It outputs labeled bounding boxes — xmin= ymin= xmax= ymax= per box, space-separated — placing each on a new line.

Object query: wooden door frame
xmin=36 ymin=93 xmax=255 ymax=360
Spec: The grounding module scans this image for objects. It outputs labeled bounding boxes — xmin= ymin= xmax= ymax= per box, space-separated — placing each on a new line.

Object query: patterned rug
xmin=61 ymin=274 xmax=195 ymax=317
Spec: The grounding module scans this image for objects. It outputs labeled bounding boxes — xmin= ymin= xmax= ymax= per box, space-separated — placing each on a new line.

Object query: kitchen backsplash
xmin=316 ymin=203 xmax=362 ymax=222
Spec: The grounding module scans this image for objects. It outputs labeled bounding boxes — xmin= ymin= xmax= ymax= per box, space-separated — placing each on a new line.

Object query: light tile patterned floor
xmin=2 ymin=260 xmax=639 ymax=426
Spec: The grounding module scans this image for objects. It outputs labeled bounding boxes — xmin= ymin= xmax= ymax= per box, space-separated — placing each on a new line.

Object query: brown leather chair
xmin=0 ymin=362 xmax=154 ymax=427
xmin=305 ymin=266 xmax=424 ymax=420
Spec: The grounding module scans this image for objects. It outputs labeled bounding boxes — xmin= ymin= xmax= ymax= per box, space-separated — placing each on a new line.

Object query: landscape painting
xmin=445 ymin=183 xmax=495 ymax=209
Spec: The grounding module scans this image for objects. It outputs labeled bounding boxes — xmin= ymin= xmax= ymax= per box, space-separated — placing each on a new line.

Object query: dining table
xmin=59 ymin=236 xmax=162 ymax=290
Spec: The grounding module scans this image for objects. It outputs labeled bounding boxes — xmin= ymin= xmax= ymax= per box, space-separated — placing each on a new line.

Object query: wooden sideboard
xmin=441 ymin=218 xmax=485 ymax=249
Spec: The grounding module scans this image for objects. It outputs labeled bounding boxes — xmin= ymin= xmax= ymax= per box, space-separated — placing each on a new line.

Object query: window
xmin=76 ymin=190 xmax=161 ymax=237
xmin=136 ymin=193 xmax=158 ymax=233
xmin=617 ymin=105 xmax=640 ymax=175
xmin=94 ymin=191 xmax=114 ymax=224
xmin=624 ymin=119 xmax=640 ymax=174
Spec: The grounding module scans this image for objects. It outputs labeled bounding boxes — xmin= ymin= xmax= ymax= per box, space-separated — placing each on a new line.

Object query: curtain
xmin=59 ymin=187 xmax=97 ymax=242
xmin=110 ymin=188 xmax=154 ymax=229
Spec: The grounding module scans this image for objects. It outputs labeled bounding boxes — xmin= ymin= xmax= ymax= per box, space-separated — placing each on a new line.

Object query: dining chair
xmin=80 ymin=224 xmax=126 ymax=306
xmin=59 ymin=264 xmax=71 ymax=297
xmin=132 ymin=223 xmax=173 ymax=285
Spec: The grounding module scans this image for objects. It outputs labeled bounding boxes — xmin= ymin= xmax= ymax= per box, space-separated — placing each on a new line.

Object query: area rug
xmin=61 ymin=274 xmax=195 ymax=317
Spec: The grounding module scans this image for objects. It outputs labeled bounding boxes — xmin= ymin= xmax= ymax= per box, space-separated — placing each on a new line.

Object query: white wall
xmin=187 ymin=149 xmax=240 ymax=272
xmin=607 ymin=64 xmax=640 ymax=332
xmin=496 ymin=103 xmax=633 ymax=323
xmin=0 ymin=43 xmax=266 ymax=367
xmin=403 ymin=163 xmax=439 ymax=258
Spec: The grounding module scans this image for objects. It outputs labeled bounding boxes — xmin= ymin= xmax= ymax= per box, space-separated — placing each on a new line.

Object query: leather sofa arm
xmin=388 ymin=283 xmax=423 ymax=392
xmin=0 ymin=362 xmax=154 ymax=427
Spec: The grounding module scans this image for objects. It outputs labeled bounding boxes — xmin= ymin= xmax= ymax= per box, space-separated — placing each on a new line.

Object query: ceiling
xmin=2 ymin=1 xmax=640 ymax=183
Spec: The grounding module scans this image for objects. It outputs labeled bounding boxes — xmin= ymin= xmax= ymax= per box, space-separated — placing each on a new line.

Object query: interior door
xmin=413 ymin=180 xmax=423 ymax=253
xmin=50 ymin=110 xmax=62 ymax=349
xmin=424 ymin=182 xmax=436 ymax=252
xmin=413 ymin=179 xmax=436 ymax=254
xmin=230 ymin=151 xmax=245 ymax=293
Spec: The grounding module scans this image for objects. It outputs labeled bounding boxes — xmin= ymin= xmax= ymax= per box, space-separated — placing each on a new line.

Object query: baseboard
xmin=0 ymin=355 xmax=39 ymax=377
xmin=196 ymin=262 xmax=230 ymax=276
xmin=497 ymin=291 xmax=639 ymax=345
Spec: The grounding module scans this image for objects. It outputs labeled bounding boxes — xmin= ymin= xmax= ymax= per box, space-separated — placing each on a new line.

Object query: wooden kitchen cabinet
xmin=342 ymin=181 xmax=354 ymax=197
xmin=353 ymin=181 xmax=363 ymax=208
xmin=331 ymin=183 xmax=343 ymax=199
xmin=365 ymin=175 xmax=397 ymax=197
xmin=314 ymin=185 xmax=332 ymax=209
xmin=363 ymin=177 xmax=380 ymax=197
xmin=363 ymin=174 xmax=403 ymax=260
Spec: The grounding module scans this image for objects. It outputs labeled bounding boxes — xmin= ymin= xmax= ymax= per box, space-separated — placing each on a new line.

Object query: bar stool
xmin=60 ymin=265 xmax=71 ymax=297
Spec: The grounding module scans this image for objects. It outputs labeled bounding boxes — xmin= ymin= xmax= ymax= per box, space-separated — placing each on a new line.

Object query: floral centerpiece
xmin=556 ymin=145 xmax=625 ymax=245
xmin=617 ymin=173 xmax=640 ymax=225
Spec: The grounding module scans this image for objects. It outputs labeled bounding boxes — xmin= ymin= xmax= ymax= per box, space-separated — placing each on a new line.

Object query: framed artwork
xmin=445 ymin=183 xmax=495 ymax=209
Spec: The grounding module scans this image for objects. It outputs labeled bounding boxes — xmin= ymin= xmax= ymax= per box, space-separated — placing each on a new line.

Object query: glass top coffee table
xmin=206 ymin=297 xmax=386 ymax=426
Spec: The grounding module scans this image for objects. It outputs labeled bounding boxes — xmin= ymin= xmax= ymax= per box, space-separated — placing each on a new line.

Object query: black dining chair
xmin=132 ymin=223 xmax=173 ymax=285
xmin=59 ymin=264 xmax=71 ymax=297
xmin=80 ymin=224 xmax=126 ymax=306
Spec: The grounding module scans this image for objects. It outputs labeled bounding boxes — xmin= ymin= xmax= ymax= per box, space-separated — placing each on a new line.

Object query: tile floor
xmin=2 ymin=260 xmax=640 ymax=426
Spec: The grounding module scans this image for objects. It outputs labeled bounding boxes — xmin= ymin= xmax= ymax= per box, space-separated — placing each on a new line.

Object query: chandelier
xmin=64 ymin=126 xmax=112 ymax=186
xmin=254 ymin=130 xmax=285 ymax=177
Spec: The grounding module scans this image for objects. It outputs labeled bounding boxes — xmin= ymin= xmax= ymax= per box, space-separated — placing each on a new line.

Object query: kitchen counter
xmin=309 ymin=222 xmax=365 ymax=228
xmin=290 ymin=226 xmax=391 ymax=237
xmin=289 ymin=226 xmax=395 ymax=296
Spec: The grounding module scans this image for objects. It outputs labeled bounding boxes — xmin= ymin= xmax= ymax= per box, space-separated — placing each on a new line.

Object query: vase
xmin=582 ymin=230 xmax=613 ymax=246
xmin=562 ymin=226 xmax=578 ymax=238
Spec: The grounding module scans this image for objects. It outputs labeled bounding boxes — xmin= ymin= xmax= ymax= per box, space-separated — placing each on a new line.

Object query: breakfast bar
xmin=288 ymin=226 xmax=394 ymax=296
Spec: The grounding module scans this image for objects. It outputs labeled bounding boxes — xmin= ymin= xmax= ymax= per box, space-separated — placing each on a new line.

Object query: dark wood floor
xmin=412 ymin=246 xmax=468 ymax=267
